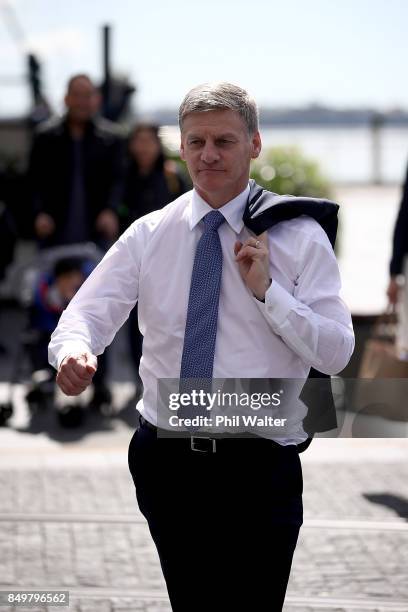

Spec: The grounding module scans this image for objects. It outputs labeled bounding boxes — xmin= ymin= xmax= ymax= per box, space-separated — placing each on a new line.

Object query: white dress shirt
xmin=49 ymin=184 xmax=354 ymax=445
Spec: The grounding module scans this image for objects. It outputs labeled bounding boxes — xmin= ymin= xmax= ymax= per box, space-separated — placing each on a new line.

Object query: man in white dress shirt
xmin=49 ymin=82 xmax=354 ymax=611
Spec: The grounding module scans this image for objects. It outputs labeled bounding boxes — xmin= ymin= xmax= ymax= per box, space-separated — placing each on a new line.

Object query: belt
xmin=137 ymin=414 xmax=299 ymax=454
xmin=139 ymin=414 xmax=217 ymax=453
xmin=138 ymin=414 xmax=158 ymax=432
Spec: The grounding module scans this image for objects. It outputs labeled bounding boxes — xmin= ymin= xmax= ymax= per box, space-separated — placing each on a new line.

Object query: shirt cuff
xmin=54 ymin=342 xmax=92 ymax=371
xmin=262 ymin=279 xmax=299 ymax=328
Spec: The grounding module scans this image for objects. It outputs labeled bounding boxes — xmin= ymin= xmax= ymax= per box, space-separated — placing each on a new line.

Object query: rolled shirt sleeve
xmin=259 ymin=224 xmax=355 ymax=375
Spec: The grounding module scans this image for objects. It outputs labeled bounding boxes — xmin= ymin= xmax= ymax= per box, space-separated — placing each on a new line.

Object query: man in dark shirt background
xmin=28 ymin=73 xmax=125 ymax=250
xmin=27 ymin=73 xmax=125 ymax=414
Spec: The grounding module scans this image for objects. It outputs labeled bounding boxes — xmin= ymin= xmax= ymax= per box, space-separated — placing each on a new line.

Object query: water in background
xmin=161 ymin=125 xmax=408 ymax=184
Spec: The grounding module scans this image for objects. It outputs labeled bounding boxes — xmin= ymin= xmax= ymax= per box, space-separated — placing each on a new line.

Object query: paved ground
xmin=0 ymin=387 xmax=407 ymax=612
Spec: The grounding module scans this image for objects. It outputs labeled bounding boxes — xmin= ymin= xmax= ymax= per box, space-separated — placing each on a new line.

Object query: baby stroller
xmin=0 ymin=242 xmax=112 ymax=427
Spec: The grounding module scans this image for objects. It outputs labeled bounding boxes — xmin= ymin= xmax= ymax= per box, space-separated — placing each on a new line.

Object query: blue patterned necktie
xmin=179 ymin=211 xmax=225 ymax=417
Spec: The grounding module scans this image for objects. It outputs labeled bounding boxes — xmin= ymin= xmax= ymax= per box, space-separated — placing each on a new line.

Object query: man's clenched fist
xmin=56 ymin=352 xmax=97 ymax=396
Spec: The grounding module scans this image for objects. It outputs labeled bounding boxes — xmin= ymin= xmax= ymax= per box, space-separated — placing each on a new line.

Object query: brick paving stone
xmin=78 ymin=599 xmax=112 ymax=612
xmin=0 ymin=469 xmax=137 ymax=516
xmin=0 ymin=473 xmax=16 ymax=513
xmin=72 ymin=524 xmax=108 ymax=587
xmin=0 ymin=523 xmax=15 ymax=583
xmin=302 ymin=462 xmax=408 ymax=521
xmin=0 ymin=453 xmax=407 ymax=610
xmin=0 ymin=522 xmax=166 ymax=592
xmin=287 ymin=528 xmax=408 ymax=601
xmin=1 ymin=519 xmax=407 ymax=606
xmin=285 ymin=608 xmax=340 ymax=612
xmin=109 ymin=599 xmax=144 ymax=611
xmin=15 ymin=523 xmax=45 ymax=585
xmin=55 ymin=602 xmax=80 ymax=612
xmin=284 ymin=608 xmax=405 ymax=612
xmin=103 ymin=525 xmax=139 ymax=589
xmin=11 ymin=609 xmax=47 ymax=612
xmin=43 ymin=524 xmax=76 ymax=586
xmin=1 ymin=462 xmax=407 ymax=521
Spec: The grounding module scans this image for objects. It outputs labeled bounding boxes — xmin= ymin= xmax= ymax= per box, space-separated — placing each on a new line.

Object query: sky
xmin=0 ymin=0 xmax=408 ymax=117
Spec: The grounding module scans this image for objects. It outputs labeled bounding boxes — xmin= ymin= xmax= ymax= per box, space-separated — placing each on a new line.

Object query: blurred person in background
xmin=121 ymin=123 xmax=188 ymax=392
xmin=0 ymin=182 xmax=18 ymax=356
xmin=0 ymin=176 xmax=18 ymax=284
xmin=121 ymin=122 xmax=188 ymax=231
xmin=387 ymin=170 xmax=408 ymax=358
xmin=30 ymin=257 xmax=88 ymax=370
xmin=28 ymin=256 xmax=109 ymax=423
xmin=28 ymin=74 xmax=125 ymax=251
xmin=27 ymin=73 xmax=125 ymax=408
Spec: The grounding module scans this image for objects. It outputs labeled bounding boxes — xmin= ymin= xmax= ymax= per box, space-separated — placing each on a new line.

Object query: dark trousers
xmin=128 ymin=419 xmax=303 ymax=612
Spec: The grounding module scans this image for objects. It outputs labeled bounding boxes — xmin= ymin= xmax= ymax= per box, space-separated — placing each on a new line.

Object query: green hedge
xmin=250 ymin=146 xmax=332 ymax=198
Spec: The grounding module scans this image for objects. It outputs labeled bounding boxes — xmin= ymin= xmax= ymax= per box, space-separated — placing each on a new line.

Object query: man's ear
xmin=180 ymin=141 xmax=186 ymax=161
xmin=251 ymin=131 xmax=262 ymax=160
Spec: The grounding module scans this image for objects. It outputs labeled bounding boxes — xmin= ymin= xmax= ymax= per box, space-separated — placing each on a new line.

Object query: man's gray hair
xmin=179 ymin=82 xmax=259 ymax=135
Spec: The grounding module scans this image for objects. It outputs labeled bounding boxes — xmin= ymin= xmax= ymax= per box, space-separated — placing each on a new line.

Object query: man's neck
xmin=195 ymin=183 xmax=249 ymax=209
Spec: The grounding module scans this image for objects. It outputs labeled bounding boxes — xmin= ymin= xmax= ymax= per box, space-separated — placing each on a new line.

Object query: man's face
xmin=180 ymin=109 xmax=261 ymax=207
xmin=65 ymin=77 xmax=100 ymax=123
xmin=130 ymin=129 xmax=161 ymax=169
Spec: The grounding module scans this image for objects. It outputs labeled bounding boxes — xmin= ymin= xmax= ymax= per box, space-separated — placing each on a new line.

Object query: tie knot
xmin=203 ymin=210 xmax=225 ymax=232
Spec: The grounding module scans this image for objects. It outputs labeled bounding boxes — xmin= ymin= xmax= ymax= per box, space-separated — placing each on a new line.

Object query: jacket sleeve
xmin=390 ymin=166 xmax=408 ymax=276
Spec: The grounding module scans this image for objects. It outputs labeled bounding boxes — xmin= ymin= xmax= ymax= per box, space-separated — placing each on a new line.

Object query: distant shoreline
xmin=146 ymin=107 xmax=408 ymax=128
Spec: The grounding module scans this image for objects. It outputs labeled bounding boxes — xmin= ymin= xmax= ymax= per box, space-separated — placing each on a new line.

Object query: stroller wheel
xmin=88 ymin=386 xmax=113 ymax=416
xmin=57 ymin=405 xmax=85 ymax=428
xmin=0 ymin=402 xmax=13 ymax=426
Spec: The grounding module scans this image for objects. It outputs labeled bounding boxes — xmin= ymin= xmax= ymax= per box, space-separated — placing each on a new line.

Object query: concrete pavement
xmin=0 ymin=431 xmax=407 ymax=611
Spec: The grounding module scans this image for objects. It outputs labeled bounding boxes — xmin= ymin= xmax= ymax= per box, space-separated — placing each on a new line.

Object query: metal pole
xmin=102 ymin=24 xmax=111 ymax=117
xmin=371 ymin=112 xmax=384 ymax=185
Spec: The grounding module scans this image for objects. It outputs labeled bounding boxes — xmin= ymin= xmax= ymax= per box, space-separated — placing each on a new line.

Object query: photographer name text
xmin=168 ymin=415 xmax=287 ymax=428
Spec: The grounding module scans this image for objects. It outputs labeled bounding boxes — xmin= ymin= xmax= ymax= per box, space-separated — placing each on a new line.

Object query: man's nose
xmin=200 ymin=142 xmax=220 ymax=164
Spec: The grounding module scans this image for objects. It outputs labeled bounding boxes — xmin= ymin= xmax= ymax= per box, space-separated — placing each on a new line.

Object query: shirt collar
xmin=189 ymin=183 xmax=250 ymax=234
